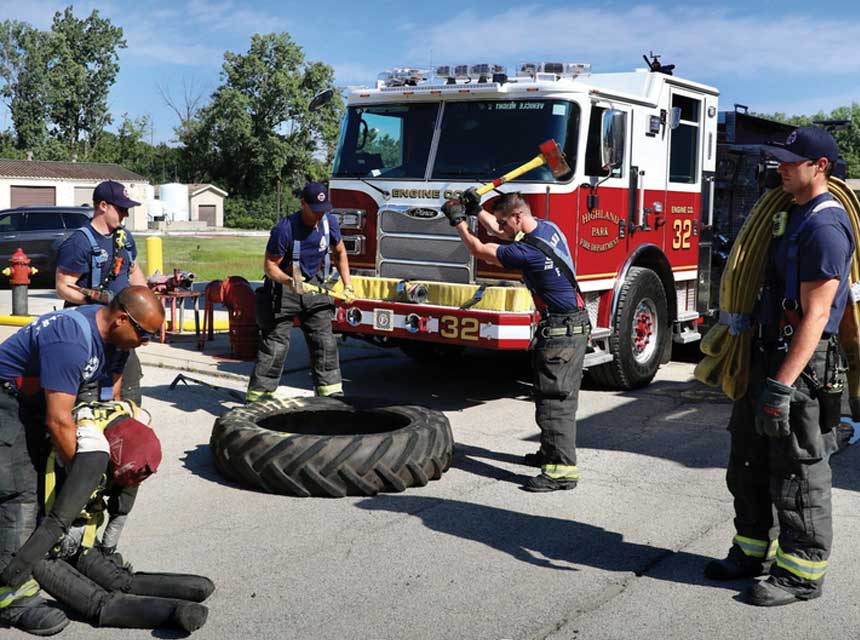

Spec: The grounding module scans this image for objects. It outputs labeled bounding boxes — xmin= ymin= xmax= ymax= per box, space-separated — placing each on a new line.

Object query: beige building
xmin=0 ymin=159 xmax=152 ymax=231
xmin=187 ymin=183 xmax=227 ymax=227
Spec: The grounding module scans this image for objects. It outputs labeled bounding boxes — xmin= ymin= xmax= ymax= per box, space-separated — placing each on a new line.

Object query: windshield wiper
xmin=337 ymin=173 xmax=389 ymax=198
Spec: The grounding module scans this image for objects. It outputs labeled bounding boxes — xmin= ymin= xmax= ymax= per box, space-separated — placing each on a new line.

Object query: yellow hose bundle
xmin=695 ymin=177 xmax=860 ymax=406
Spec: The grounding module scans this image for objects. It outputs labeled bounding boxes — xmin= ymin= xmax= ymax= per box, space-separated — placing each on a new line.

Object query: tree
xmin=45 ymin=7 xmax=126 ymax=156
xmin=753 ymin=104 xmax=860 ymax=178
xmin=179 ymin=32 xmax=344 ymax=207
xmin=0 ymin=20 xmax=50 ymax=149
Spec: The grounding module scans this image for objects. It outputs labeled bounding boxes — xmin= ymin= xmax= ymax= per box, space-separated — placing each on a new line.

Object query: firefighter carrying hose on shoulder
xmin=704 ymin=127 xmax=853 ymax=606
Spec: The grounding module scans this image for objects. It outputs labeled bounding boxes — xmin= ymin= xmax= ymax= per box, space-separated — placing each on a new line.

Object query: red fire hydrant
xmin=2 ymin=248 xmax=38 ymax=316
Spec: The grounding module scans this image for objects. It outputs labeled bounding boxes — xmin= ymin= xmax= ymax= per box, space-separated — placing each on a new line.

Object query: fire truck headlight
xmin=346 ymin=308 xmax=363 ymax=327
xmin=405 ymin=313 xmax=426 ymax=334
xmin=331 ymin=208 xmax=365 ymax=229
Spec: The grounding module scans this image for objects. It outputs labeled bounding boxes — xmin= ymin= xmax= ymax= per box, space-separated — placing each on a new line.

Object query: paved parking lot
xmin=3 ymin=291 xmax=860 ymax=639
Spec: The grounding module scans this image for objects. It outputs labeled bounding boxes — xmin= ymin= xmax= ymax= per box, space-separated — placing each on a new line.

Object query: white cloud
xmin=413 ymin=4 xmax=860 ymax=77
xmin=334 ymin=62 xmax=380 ymax=86
xmin=182 ymin=0 xmax=289 ymax=34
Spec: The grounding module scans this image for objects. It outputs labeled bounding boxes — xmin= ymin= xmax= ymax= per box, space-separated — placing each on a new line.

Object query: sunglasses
xmin=121 ymin=304 xmax=155 ymax=342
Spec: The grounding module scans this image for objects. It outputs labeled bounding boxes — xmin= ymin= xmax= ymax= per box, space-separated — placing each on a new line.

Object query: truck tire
xmin=590 ymin=266 xmax=669 ymax=390
xmin=210 ymin=397 xmax=454 ymax=498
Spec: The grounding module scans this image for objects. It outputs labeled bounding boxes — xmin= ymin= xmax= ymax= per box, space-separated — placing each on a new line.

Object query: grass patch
xmin=137 ymin=236 xmax=268 ymax=282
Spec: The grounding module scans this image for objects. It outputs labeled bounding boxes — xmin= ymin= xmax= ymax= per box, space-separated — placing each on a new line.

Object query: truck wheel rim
xmin=631 ymin=297 xmax=657 ymax=364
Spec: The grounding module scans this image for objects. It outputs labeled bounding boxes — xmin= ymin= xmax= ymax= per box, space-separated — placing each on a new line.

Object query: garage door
xmin=74 ymin=186 xmax=94 ymax=207
xmin=11 ymin=186 xmax=56 ymax=207
xmin=198 ymin=205 xmax=216 ymax=226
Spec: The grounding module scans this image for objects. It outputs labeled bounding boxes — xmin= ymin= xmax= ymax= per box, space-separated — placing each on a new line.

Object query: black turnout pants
xmin=0 ymin=390 xmax=42 ymax=577
xmin=531 ymin=310 xmax=589 ymax=476
xmin=248 ymin=285 xmax=342 ymax=399
xmin=727 ymin=339 xmax=837 ymax=597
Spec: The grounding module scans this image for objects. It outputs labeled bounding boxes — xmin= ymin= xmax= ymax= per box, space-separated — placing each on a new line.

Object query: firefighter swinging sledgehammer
xmin=441 ymin=190 xmax=589 ymax=492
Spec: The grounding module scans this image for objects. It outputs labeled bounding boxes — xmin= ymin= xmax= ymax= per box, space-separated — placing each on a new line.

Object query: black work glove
xmin=441 ymin=199 xmax=467 ymax=227
xmin=459 ymin=187 xmax=482 ymax=216
xmin=755 ymin=378 xmax=807 ymax=438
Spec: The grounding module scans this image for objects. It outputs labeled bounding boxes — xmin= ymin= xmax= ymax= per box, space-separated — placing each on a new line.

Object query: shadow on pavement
xmin=356 ymin=495 xmax=738 ymax=589
xmin=181 ymin=443 xmax=239 ymax=491
xmin=144 ymin=382 xmax=242 ymax=417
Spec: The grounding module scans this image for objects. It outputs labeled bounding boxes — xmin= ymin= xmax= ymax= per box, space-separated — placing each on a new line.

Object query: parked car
xmin=0 ymin=206 xmax=93 ymax=287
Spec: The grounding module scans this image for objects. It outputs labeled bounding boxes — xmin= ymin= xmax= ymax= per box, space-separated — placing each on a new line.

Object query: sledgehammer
xmin=474 ymin=138 xmax=572 ymax=197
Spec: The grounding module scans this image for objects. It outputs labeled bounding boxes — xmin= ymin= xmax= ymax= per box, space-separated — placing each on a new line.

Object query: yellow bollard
xmin=145 ymin=236 xmax=163 ymax=277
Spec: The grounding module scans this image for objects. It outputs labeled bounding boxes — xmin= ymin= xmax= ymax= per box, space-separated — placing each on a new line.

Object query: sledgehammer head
xmin=539 ymin=139 xmax=572 ymax=179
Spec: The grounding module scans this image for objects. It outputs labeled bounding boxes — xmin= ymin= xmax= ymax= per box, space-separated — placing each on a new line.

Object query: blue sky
xmin=2 ymin=0 xmax=860 ymax=145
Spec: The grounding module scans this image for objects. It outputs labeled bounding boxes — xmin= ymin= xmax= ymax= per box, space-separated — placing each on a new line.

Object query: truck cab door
xmin=663 ymin=90 xmax=704 ymax=290
xmin=576 ymin=103 xmax=632 ymax=285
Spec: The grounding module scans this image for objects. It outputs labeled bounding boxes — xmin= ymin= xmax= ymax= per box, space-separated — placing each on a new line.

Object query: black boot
xmin=0 ymin=586 xmax=69 ymax=637
xmin=704 ymin=545 xmax=771 ymax=580
xmin=522 ymin=473 xmax=577 ymax=492
xmin=131 ymin=573 xmax=215 ymax=602
xmin=746 ymin=578 xmax=821 ymax=607
xmin=99 ymin=592 xmax=208 ymax=632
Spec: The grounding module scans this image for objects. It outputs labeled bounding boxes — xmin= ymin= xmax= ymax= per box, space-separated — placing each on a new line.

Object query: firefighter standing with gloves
xmin=55 ymin=180 xmax=149 ymax=405
xmin=247 ymin=182 xmax=355 ymax=401
xmin=705 ymin=127 xmax=853 ymax=606
xmin=0 ymin=287 xmax=164 ymax=635
xmin=441 ymin=191 xmax=589 ymax=492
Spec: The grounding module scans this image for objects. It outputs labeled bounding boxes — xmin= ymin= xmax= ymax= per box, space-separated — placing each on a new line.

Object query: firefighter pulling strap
xmin=695 ymin=177 xmax=860 ymax=414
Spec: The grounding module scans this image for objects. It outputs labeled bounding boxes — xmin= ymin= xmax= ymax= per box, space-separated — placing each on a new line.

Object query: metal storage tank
xmin=159 ymin=183 xmax=189 ymax=222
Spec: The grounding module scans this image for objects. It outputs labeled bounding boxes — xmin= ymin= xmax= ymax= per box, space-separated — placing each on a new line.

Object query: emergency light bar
xmin=516 ymin=62 xmax=591 ymax=78
xmin=433 ymin=63 xmax=507 ymax=83
xmin=377 ymin=67 xmax=430 ymax=88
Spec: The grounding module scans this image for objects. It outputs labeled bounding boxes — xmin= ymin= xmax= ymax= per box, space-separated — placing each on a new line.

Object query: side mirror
xmin=600 ymin=109 xmax=626 ymax=171
xmin=309 ymin=88 xmax=334 ymax=112
xmin=670 ymin=106 xmax=682 ymax=130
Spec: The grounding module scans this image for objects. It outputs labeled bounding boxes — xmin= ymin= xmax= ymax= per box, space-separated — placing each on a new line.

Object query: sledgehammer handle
xmin=475 ymin=154 xmax=546 ymax=196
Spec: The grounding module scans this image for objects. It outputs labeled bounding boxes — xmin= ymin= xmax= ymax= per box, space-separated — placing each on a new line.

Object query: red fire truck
xmin=327 ymin=59 xmax=720 ymax=389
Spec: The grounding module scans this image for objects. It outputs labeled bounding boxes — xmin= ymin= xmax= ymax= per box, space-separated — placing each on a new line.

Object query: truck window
xmin=669 ymin=94 xmax=700 ymax=184
xmin=431 ymin=100 xmax=578 ymax=182
xmin=333 ymin=104 xmax=437 ymax=179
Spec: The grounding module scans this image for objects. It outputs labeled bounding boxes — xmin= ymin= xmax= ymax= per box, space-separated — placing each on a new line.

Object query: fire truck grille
xmin=379 ymin=261 xmax=471 ymax=283
xmin=377 ymin=208 xmax=473 ymax=284
xmin=380 ymin=209 xmax=457 ymax=236
xmin=379 ymin=236 xmax=470 ymax=263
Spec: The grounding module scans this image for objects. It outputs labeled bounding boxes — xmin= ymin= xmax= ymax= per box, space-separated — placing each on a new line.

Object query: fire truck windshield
xmin=333 ymin=100 xmax=579 ymax=182
xmin=333 ymin=103 xmax=437 ymax=180
xmin=433 ymin=100 xmax=578 ymax=182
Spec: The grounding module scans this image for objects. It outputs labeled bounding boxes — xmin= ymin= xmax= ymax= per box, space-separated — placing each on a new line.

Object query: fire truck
xmin=326 ymin=58 xmax=721 ymax=389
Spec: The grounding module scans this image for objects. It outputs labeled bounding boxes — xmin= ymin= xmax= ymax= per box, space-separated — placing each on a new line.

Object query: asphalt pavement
xmin=2 ymin=291 xmax=860 ymax=639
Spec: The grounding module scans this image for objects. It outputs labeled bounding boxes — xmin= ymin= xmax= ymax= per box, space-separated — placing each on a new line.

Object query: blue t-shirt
xmin=57 ymin=223 xmax=138 ymax=295
xmin=495 ymin=220 xmax=579 ymax=313
xmin=266 ymin=211 xmax=342 ymax=280
xmin=769 ymin=192 xmax=854 ymax=335
xmin=0 ymin=306 xmax=128 ymax=395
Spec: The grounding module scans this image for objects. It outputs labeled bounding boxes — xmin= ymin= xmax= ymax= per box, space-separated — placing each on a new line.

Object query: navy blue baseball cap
xmin=761 ymin=126 xmax=839 ymax=164
xmin=301 ymin=182 xmax=332 ymax=213
xmin=93 ymin=180 xmax=140 ymax=209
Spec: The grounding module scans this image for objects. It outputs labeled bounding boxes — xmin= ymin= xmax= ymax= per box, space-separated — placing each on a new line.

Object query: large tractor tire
xmin=210 ymin=397 xmax=454 ymax=498
xmin=590 ymin=266 xmax=669 ymax=390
